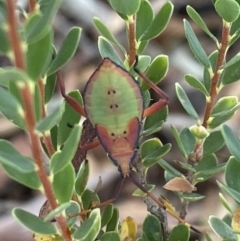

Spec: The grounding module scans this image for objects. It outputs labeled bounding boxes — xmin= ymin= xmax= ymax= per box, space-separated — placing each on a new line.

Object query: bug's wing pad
xmin=96 ymin=117 xmax=140 ymax=154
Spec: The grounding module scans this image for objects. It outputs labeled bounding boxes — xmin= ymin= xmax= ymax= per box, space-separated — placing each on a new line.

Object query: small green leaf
xmin=0 ymin=140 xmax=35 ymax=173
xmin=168 ymin=224 xmax=190 ymax=241
xmin=195 ymin=163 xmax=225 ymax=177
xmin=171 ymin=125 xmax=187 ymax=158
xmin=204 ymin=51 xmax=218 ymax=92
xmin=57 ymin=90 xmax=82 ymax=146
xmin=222 ymin=57 xmax=240 ymax=85
xmin=142 ymin=120 xmax=164 ymax=136
xmin=186 ymin=5 xmax=217 ymax=43
xmin=185 ymin=74 xmax=209 ymax=97
xmin=179 ymin=127 xmax=196 ymax=156
xmin=219 ymin=193 xmax=233 ymax=214
xmin=215 ymin=0 xmax=240 ymax=23
xmin=178 ymin=193 xmax=205 ymax=202
xmin=53 ymin=163 xmax=75 ymax=203
xmin=0 ymin=87 xmax=25 ymax=129
xmin=223 ymin=53 xmax=240 ymax=69
xmin=101 ymin=204 xmax=114 ymax=228
xmin=195 ymin=154 xmax=217 ymax=172
xmin=208 ymin=112 xmax=236 ymax=129
xmin=140 ymin=2 xmax=173 ymax=41
xmin=27 ymin=29 xmax=52 ymax=81
xmin=203 ymin=130 xmax=224 ymax=155
xmin=106 ymin=208 xmax=119 ymax=232
xmin=73 ymin=209 xmax=101 ymax=240
xmin=141 ymin=55 xmax=168 ymax=91
xmin=144 ymin=106 xmax=168 ymax=130
xmin=209 ymin=216 xmax=237 ymax=240
xmin=51 ymin=125 xmax=82 ymax=174
xmin=158 ymin=159 xmax=183 ymax=177
xmin=184 ymin=20 xmax=210 ymax=68
xmin=44 ymin=73 xmax=56 ymax=104
xmin=0 ymin=68 xmax=30 ymax=86
xmin=98 ymin=37 xmax=124 ymax=68
xmin=218 ymin=181 xmax=240 ymax=203
xmin=47 ymin=27 xmax=82 ymax=75
xmin=26 ymin=0 xmax=62 ymax=43
xmin=13 ymin=208 xmax=56 ymax=234
xmin=221 ymin=125 xmax=240 ymax=162
xmin=65 ymin=201 xmax=80 ymax=227
xmin=211 ymin=96 xmax=238 ymax=117
xmin=100 ymin=231 xmax=121 ymax=241
xmin=175 ymin=83 xmax=199 ymax=120
xmin=140 ymin=138 xmax=162 ymax=159
xmin=44 ymin=202 xmax=72 ymax=221
xmin=136 ymin=0 xmax=153 ymax=40
xmin=132 ymin=184 xmax=155 ymax=197
xmin=142 ymin=215 xmax=162 ymax=241
xmin=36 ymin=102 xmax=65 ymax=133
xmin=143 ymin=144 xmax=171 ymax=168
xmin=93 ymin=17 xmax=125 ymax=54
xmin=75 ymin=160 xmax=90 ymax=197
xmin=1 ymin=162 xmax=40 ymax=189
xmin=108 ymin=0 xmax=141 ymax=15
xmin=225 ymin=156 xmax=240 ymax=192
xmin=82 ymin=189 xmax=100 ymax=210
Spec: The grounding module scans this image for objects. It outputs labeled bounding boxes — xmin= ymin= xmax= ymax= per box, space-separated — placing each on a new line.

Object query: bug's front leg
xmin=57 ymin=72 xmax=86 ymax=117
xmin=133 ymin=58 xmax=169 ymax=118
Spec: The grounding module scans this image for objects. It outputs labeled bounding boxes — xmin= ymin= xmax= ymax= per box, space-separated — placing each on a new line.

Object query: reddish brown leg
xmin=57 ymin=72 xmax=86 ymax=117
xmin=133 ymin=59 xmax=169 ymax=118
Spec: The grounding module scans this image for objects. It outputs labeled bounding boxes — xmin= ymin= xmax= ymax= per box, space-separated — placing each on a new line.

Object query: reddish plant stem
xmin=6 ymin=1 xmax=71 ymax=240
xmin=29 ymin=0 xmax=36 ymax=13
xmin=6 ymin=0 xmax=25 ymax=70
xmin=128 ymin=15 xmax=136 ymax=67
xmin=202 ymin=23 xmax=230 ymax=128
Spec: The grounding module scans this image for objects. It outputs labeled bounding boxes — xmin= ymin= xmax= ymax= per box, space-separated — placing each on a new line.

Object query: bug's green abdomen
xmin=84 ymin=59 xmax=144 ymax=135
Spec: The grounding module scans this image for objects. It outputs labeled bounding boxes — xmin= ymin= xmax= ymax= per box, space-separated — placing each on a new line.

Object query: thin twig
xmin=128 ymin=15 xmax=136 ymax=67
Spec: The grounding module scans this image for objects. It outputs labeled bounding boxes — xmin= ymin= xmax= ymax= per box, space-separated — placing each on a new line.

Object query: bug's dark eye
xmin=115 ymin=104 xmax=118 ymax=108
xmin=123 ymin=131 xmax=127 ymax=134
xmin=111 ymin=133 xmax=115 ymax=136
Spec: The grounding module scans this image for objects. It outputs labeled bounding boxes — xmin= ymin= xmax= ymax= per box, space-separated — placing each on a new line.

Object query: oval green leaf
xmin=185 ymin=74 xmax=209 ymax=97
xmin=27 ymin=29 xmax=52 ymax=81
xmin=0 ymin=86 xmax=25 ymax=129
xmin=140 ymin=2 xmax=173 ymax=41
xmin=136 ymin=0 xmax=153 ymax=40
xmin=100 ymin=231 xmax=121 ymax=241
xmin=225 ymin=156 xmax=240 ymax=192
xmin=13 ymin=208 xmax=56 ymax=234
xmin=215 ymin=0 xmax=240 ymax=23
xmin=175 ymin=83 xmax=199 ymax=120
xmin=98 ymin=37 xmax=124 ymax=68
xmin=47 ymin=27 xmax=82 ymax=75
xmin=73 ymin=209 xmax=101 ymax=240
xmin=142 ymin=215 xmax=162 ymax=241
xmin=36 ymin=102 xmax=65 ymax=133
xmin=108 ymin=0 xmax=141 ymax=15
xmin=53 ymin=163 xmax=75 ymax=204
xmin=209 ymin=216 xmax=237 ymax=240
xmin=0 ymin=140 xmax=35 ymax=173
xmin=221 ymin=124 xmax=240 ymax=162
xmin=168 ymin=224 xmax=190 ymax=241
xmin=141 ymin=55 xmax=168 ymax=91
xmin=186 ymin=5 xmax=217 ymax=43
xmin=51 ymin=124 xmax=82 ymax=174
xmin=184 ymin=20 xmax=210 ymax=68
